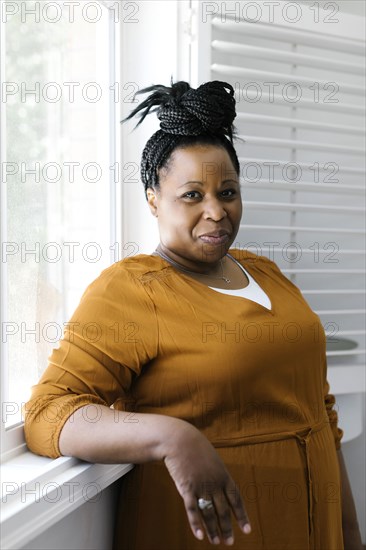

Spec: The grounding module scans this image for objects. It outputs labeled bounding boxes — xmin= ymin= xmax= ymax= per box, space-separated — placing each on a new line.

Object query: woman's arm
xmin=337 ymin=449 xmax=363 ymax=550
xmin=59 ymin=404 xmax=252 ymax=546
xmin=58 ymin=403 xmax=188 ymax=463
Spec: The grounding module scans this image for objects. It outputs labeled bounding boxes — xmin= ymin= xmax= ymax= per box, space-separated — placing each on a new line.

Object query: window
xmin=1 ymin=1 xmax=119 ymax=442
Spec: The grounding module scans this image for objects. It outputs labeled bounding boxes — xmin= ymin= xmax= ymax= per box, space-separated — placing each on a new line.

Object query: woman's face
xmin=147 ymin=145 xmax=242 ymax=269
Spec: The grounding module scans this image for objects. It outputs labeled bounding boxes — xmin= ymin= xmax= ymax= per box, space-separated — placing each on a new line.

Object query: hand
xmin=162 ymin=422 xmax=251 ymax=546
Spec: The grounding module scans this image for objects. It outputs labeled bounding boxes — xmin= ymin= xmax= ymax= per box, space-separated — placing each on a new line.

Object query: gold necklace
xmin=154 ymin=249 xmax=231 ymax=284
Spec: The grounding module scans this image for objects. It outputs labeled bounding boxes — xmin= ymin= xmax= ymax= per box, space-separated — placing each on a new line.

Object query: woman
xmin=24 ymin=81 xmax=362 ymax=549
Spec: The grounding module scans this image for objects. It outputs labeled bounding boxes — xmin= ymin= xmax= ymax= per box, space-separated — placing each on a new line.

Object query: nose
xmin=202 ymin=195 xmax=227 ymax=221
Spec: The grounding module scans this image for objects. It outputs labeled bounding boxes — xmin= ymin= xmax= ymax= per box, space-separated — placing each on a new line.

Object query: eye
xmin=182 ymin=191 xmax=202 ymax=199
xmin=220 ymin=189 xmax=237 ymax=198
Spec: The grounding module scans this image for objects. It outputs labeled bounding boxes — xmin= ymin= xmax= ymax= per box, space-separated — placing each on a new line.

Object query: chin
xmin=197 ymin=242 xmax=231 ymax=262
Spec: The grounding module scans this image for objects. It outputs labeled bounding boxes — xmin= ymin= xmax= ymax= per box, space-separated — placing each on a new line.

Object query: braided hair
xmin=122 ymin=79 xmax=240 ymax=199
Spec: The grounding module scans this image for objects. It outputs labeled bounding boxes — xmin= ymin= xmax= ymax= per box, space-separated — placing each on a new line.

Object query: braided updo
xmin=122 ymin=79 xmax=240 ymax=199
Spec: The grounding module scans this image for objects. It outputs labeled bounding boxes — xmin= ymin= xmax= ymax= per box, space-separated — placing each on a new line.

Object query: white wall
xmin=23 ymin=483 xmax=120 ymax=550
xmin=119 ymin=1 xmax=180 ymax=255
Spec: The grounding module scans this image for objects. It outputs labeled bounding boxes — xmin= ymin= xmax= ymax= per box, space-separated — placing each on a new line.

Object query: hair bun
xmin=157 ymin=81 xmax=236 ymax=138
xmin=122 ymin=79 xmax=237 ymax=142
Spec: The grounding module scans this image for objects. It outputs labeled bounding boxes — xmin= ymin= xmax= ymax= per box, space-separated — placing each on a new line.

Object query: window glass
xmin=2 ymin=1 xmax=113 ymax=427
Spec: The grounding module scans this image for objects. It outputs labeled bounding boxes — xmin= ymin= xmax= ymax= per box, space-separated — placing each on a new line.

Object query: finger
xmin=198 ymin=499 xmax=222 ymax=545
xmin=211 ymin=492 xmax=235 ymax=546
xmin=183 ymin=495 xmax=206 ymax=542
xmin=225 ymin=482 xmax=252 ymax=534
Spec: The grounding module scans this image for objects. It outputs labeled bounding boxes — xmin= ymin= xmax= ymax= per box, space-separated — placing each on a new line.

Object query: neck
xmin=154 ymin=245 xmax=230 ymax=282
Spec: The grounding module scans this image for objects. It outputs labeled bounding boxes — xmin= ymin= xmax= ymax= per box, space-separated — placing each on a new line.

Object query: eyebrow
xmin=178 ymin=179 xmax=239 ymax=188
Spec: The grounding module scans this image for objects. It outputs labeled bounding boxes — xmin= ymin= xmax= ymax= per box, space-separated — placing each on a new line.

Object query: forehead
xmin=166 ymin=145 xmax=237 ymax=181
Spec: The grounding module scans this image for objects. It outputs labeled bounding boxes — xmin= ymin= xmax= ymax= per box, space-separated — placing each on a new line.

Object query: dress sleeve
xmin=23 ymin=265 xmax=159 ymax=459
xmin=322 ymin=362 xmax=344 ymax=450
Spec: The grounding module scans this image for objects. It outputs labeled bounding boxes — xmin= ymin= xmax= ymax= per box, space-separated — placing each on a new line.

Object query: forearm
xmin=58 ymin=403 xmax=193 ymax=464
xmin=337 ymin=449 xmax=363 ymax=548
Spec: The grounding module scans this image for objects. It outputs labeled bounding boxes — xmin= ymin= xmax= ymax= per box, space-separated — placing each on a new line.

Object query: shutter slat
xmin=212 ymin=63 xmax=365 ymax=96
xmin=303 ymin=290 xmax=366 ymax=294
xmin=238 ymin=135 xmax=365 ymax=155
xmin=317 ymin=310 xmax=365 ymax=315
xmin=280 ymin=270 xmax=366 ymax=274
xmin=212 ymin=40 xmax=364 ymax=75
xmin=211 ymin=18 xmax=365 ymax=55
xmin=243 ymin=201 xmax=365 ymax=213
xmin=258 ymin=248 xmax=365 ymax=254
xmin=241 ymin=180 xmax=365 ymax=194
xmin=235 ymin=90 xmax=365 ymax=115
xmin=239 ymin=157 xmax=365 ymax=175
xmin=240 ymin=224 xmax=365 ymax=234
xmin=237 ymin=113 xmax=364 ymax=136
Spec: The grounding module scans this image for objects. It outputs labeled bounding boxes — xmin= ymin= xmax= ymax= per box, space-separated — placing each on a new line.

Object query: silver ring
xmin=198 ymin=498 xmax=214 ymax=511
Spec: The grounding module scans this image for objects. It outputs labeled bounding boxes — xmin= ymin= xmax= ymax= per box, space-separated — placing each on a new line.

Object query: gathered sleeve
xmin=317 ymin=297 xmax=344 ymax=450
xmin=23 ymin=265 xmax=159 ymax=459
xmin=323 ymin=376 xmax=344 ymax=451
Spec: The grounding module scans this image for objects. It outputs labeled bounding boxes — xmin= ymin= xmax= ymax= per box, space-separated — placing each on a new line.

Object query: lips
xmin=199 ymin=230 xmax=230 ymax=238
xmin=199 ymin=230 xmax=230 ymax=246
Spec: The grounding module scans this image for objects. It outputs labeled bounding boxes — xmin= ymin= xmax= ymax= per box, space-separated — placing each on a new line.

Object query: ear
xmin=146 ymin=187 xmax=158 ymax=217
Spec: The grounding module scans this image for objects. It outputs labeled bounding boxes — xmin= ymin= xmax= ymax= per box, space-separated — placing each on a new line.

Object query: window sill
xmin=1 ymin=448 xmax=133 ymax=550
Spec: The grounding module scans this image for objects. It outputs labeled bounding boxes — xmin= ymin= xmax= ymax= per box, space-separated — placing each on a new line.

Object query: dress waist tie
xmin=212 ymin=418 xmax=329 ymax=540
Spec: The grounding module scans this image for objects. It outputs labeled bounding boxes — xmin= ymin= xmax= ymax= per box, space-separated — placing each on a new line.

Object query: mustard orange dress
xmin=24 ymin=249 xmax=344 ymax=550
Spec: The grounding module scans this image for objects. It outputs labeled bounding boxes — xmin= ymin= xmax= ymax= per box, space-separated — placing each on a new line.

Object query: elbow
xmin=23 ymin=396 xmax=63 ymax=459
xmin=23 ymin=393 xmax=108 ymax=459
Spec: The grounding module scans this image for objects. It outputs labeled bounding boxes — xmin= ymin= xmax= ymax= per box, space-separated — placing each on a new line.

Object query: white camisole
xmin=208 ymin=254 xmax=272 ymax=311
